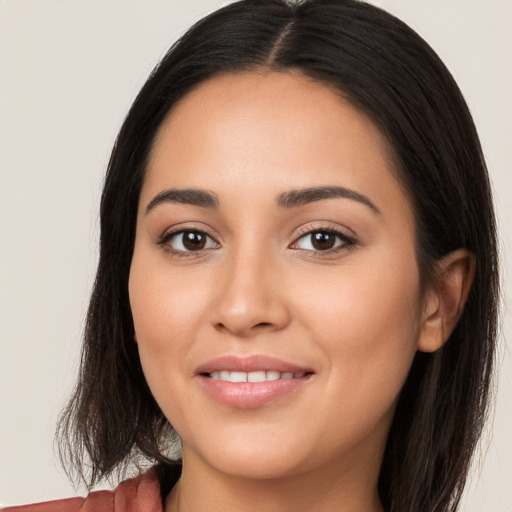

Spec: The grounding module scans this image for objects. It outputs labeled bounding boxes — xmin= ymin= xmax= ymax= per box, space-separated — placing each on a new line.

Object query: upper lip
xmin=195 ymin=355 xmax=314 ymax=375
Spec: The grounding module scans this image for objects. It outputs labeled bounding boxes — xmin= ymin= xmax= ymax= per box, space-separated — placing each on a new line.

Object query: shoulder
xmin=1 ymin=470 xmax=163 ymax=512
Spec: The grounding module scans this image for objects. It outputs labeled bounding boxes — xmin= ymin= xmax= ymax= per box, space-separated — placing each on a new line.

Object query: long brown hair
xmin=57 ymin=1 xmax=499 ymax=510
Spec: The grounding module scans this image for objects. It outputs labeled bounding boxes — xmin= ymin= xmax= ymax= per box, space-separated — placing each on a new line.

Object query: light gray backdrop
xmin=1 ymin=0 xmax=510 ymax=509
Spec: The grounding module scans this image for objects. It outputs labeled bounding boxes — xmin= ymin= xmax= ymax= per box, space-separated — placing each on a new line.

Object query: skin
xmin=129 ymin=71 xmax=473 ymax=511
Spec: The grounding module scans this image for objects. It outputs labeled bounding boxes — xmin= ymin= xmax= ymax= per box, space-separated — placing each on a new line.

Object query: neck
xmin=165 ymin=452 xmax=384 ymax=512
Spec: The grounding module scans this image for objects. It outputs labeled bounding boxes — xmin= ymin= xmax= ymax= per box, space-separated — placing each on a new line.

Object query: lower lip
xmin=198 ymin=374 xmax=312 ymax=409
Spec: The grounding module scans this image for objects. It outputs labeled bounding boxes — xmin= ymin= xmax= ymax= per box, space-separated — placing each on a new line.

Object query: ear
xmin=418 ymin=249 xmax=475 ymax=353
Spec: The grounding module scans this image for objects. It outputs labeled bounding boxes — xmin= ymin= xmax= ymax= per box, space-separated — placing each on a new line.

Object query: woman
xmin=2 ymin=0 xmax=499 ymax=511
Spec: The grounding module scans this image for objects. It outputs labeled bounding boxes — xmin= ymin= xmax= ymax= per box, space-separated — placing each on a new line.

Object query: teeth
xmin=247 ymin=371 xmax=266 ymax=382
xmin=208 ymin=370 xmax=306 ymax=382
xmin=230 ymin=371 xmax=247 ymax=382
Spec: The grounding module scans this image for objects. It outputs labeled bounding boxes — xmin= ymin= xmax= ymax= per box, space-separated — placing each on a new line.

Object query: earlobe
xmin=417 ymin=249 xmax=475 ymax=353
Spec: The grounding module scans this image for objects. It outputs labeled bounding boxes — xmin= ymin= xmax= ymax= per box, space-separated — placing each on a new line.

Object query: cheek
xmin=129 ymin=261 xmax=215 ymax=439
xmin=130 ymin=251 xmax=208 ymax=343
xmin=292 ymin=252 xmax=422 ymax=402
xmin=298 ymin=254 xmax=420 ymax=332
xmin=128 ymin=249 xmax=212 ymax=400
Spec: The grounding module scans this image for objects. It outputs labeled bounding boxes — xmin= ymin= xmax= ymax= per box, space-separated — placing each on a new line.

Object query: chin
xmin=182 ymin=428 xmax=315 ymax=480
xmin=208 ymin=450 xmax=308 ymax=481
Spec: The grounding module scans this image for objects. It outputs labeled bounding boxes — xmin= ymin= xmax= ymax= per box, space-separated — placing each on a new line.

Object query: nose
xmin=208 ymin=250 xmax=291 ymax=337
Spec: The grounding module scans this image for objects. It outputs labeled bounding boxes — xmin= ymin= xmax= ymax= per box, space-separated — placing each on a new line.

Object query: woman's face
xmin=129 ymin=71 xmax=428 ymax=481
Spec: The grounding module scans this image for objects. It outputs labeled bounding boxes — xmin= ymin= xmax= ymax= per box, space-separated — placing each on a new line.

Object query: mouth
xmin=195 ymin=354 xmax=313 ymax=376
xmin=205 ymin=370 xmax=310 ymax=382
xmin=196 ymin=355 xmax=315 ymax=409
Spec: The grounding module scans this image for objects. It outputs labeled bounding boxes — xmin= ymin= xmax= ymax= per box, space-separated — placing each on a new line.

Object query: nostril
xmin=255 ymin=322 xmax=272 ymax=328
xmin=213 ymin=320 xmax=275 ymax=335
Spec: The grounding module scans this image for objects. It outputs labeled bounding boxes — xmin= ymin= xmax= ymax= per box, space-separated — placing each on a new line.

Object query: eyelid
xmin=289 ymin=223 xmax=357 ymax=254
xmin=157 ymin=222 xmax=221 ymax=241
xmin=154 ymin=221 xmax=357 ymax=257
xmin=293 ymin=222 xmax=356 ymax=239
xmin=156 ymin=223 xmax=221 ymax=256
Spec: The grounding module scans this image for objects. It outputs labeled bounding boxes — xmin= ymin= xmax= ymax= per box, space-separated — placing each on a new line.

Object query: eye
xmin=159 ymin=229 xmax=219 ymax=253
xmin=292 ymin=229 xmax=355 ymax=253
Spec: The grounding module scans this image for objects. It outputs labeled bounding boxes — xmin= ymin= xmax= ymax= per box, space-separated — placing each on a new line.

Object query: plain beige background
xmin=0 ymin=0 xmax=510 ymax=509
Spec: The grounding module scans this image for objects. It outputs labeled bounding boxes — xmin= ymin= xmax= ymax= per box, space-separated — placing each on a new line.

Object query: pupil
xmin=312 ymin=232 xmax=335 ymax=250
xmin=183 ymin=231 xmax=206 ymax=251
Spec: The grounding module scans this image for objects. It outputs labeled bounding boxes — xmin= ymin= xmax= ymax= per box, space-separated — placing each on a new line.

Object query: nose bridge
xmin=209 ymin=240 xmax=289 ymax=335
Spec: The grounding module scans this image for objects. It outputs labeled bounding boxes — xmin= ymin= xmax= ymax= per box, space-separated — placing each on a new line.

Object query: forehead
xmin=144 ymin=71 xmax=410 ymax=220
xmin=151 ymin=70 xmax=391 ymax=166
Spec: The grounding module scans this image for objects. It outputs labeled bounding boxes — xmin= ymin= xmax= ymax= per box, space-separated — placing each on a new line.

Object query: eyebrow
xmin=276 ymin=186 xmax=381 ymax=214
xmin=145 ymin=185 xmax=380 ymax=215
xmin=145 ymin=188 xmax=219 ymax=214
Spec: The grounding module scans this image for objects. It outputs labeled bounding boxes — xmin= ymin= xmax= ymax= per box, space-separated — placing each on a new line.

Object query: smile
xmin=207 ymin=370 xmax=307 ymax=382
xmin=196 ymin=355 xmax=314 ymax=408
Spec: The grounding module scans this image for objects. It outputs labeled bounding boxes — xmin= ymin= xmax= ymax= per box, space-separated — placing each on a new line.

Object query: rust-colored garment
xmin=1 ymin=470 xmax=163 ymax=512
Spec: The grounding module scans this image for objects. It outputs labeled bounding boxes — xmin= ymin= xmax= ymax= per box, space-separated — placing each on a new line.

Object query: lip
xmin=195 ymin=354 xmax=313 ymax=374
xmin=195 ymin=355 xmax=314 ymax=409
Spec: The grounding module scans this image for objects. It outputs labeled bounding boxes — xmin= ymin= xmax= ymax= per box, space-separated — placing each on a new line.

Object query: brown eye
xmin=293 ymin=229 xmax=354 ymax=253
xmin=310 ymin=232 xmax=336 ymax=250
xmin=164 ymin=230 xmax=218 ymax=252
xmin=182 ymin=231 xmax=207 ymax=250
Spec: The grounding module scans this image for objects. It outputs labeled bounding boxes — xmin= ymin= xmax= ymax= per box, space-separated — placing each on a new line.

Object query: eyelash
xmin=290 ymin=226 xmax=357 ymax=255
xmin=156 ymin=225 xmax=357 ymax=258
xmin=156 ymin=227 xmax=220 ymax=258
